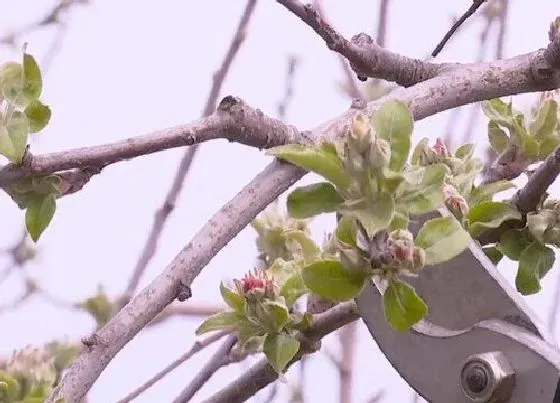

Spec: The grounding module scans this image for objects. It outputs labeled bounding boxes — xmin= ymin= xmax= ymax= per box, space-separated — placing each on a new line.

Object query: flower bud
xmin=368 ymin=136 xmax=391 ymax=169
xmin=237 ymin=269 xmax=275 ymax=301
xmin=443 ymin=183 xmax=469 ymax=217
xmin=433 ymin=138 xmax=449 ymax=157
xmin=349 ymin=114 xmax=372 ymax=155
xmin=412 ymin=247 xmax=426 ymax=271
xmin=389 ymin=229 xmax=414 ymax=244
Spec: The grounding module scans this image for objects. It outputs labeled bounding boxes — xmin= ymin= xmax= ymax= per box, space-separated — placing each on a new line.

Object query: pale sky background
xmin=0 ymin=1 xmax=559 ymax=402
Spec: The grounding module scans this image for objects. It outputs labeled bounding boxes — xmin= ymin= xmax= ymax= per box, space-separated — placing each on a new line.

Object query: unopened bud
xmin=368 ymin=136 xmax=391 ymax=169
xmin=389 ymin=240 xmax=414 ymax=263
xmin=412 ymin=247 xmax=426 ymax=270
xmin=349 ymin=114 xmax=372 ymax=155
xmin=389 ymin=229 xmax=414 ymax=244
xmin=433 ymin=138 xmax=449 ymax=157
xmin=443 ymin=183 xmax=469 ymax=216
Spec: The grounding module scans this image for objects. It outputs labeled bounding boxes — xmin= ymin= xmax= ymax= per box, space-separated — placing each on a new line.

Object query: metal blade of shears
xmin=355 ymin=210 xmax=560 ymax=402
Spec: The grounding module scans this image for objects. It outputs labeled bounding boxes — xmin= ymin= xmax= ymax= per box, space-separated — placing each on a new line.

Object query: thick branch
xmin=0 ymin=96 xmax=302 ymax=186
xmin=202 ymin=303 xmax=359 ymax=403
xmin=276 ymin=0 xmax=443 ymax=87
xmin=47 ymin=29 xmax=560 ymax=403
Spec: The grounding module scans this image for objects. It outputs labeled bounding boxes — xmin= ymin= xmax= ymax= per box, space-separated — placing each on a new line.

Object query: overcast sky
xmin=0 ymin=0 xmax=559 ymax=402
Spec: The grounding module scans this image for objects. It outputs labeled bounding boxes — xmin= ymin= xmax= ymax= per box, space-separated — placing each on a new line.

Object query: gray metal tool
xmin=355 ymin=211 xmax=560 ymax=403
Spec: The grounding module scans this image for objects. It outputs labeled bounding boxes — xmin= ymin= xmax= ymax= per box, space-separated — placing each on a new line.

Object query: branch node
xmin=176 ymin=280 xmax=192 ymax=302
xmin=21 ymin=145 xmax=34 ymax=168
xmin=217 ymin=95 xmax=245 ymax=113
xmin=81 ymin=333 xmax=107 ymax=350
xmin=350 ymin=98 xmax=368 ymax=110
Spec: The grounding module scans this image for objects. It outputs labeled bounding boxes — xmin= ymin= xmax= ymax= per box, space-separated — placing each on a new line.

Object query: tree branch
xmin=202 ymin=302 xmax=359 ymax=403
xmin=117 ymin=331 xmax=229 ymax=403
xmin=47 ymin=25 xmax=560 ymax=403
xmin=172 ymin=335 xmax=237 ymax=403
xmin=276 ymin=0 xmax=443 ymax=87
xmin=115 ymin=0 xmax=258 ymax=311
xmin=0 ymin=96 xmax=302 ymax=186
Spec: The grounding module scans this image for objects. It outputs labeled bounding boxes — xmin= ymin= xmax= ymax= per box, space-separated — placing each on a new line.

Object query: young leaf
xmin=497 ymin=229 xmax=534 ymax=261
xmin=383 ymin=278 xmax=428 ymax=332
xmin=468 ymin=180 xmax=516 ymax=205
xmin=25 ymin=99 xmax=51 ymax=133
xmin=411 ymin=137 xmax=429 ymax=165
xmin=515 ymin=242 xmax=555 ymax=295
xmin=302 ymin=259 xmax=367 ymax=301
xmin=455 ymin=143 xmax=475 ymax=160
xmin=388 ymin=211 xmax=409 ymax=231
xmin=335 ymin=215 xmax=358 ymax=246
xmin=482 ymin=246 xmax=503 ymax=265
xmin=280 ymin=273 xmax=308 ymax=306
xmin=526 ymin=209 xmax=556 ymax=242
xmin=415 ymin=216 xmax=471 ymax=266
xmin=395 ymin=164 xmax=446 ymax=214
xmin=25 ymin=193 xmax=56 ymax=241
xmin=195 ymin=311 xmax=243 ymax=335
xmin=263 ymin=332 xmax=300 ymax=374
xmin=529 ymin=99 xmax=558 ymax=140
xmin=341 ymin=192 xmax=395 ymax=236
xmin=260 ymin=300 xmax=290 ymax=332
xmin=22 ymin=52 xmax=42 ymax=100
xmin=287 ymin=182 xmax=344 ymax=218
xmin=266 ymin=143 xmax=350 ymax=189
xmin=487 ymin=121 xmax=510 ymax=154
xmin=219 ymin=282 xmax=245 ymax=312
xmin=466 ymin=201 xmax=522 ymax=238
xmin=284 ymin=230 xmax=321 ymax=261
xmin=371 ymin=99 xmax=414 ymax=172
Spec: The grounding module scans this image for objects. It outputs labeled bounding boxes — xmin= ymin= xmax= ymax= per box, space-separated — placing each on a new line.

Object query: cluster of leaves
xmin=197 ymin=206 xmax=316 ymax=374
xmin=477 ymin=95 xmax=560 ymax=294
xmin=0 ymin=342 xmax=77 ymax=403
xmin=0 ymin=48 xmax=55 ymax=242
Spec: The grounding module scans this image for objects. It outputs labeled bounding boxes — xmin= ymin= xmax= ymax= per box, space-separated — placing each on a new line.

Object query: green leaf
xmin=25 ymin=99 xmax=51 ymax=133
xmin=267 ymin=143 xmax=350 ymax=188
xmin=455 ymin=143 xmax=475 ymax=160
xmin=482 ymin=246 xmax=503 ymax=265
xmin=0 ymin=112 xmax=30 ymax=163
xmin=395 ymin=164 xmax=446 ymax=214
xmin=411 ymin=137 xmax=429 ymax=165
xmin=488 ymin=121 xmax=510 ymax=154
xmin=388 ymin=211 xmax=409 ymax=231
xmin=371 ymin=99 xmax=414 ymax=171
xmin=25 ymin=193 xmax=56 ymax=241
xmin=22 ymin=52 xmax=42 ymax=100
xmin=538 ymin=135 xmax=560 ymax=159
xmin=415 ymin=216 xmax=471 ymax=266
xmin=195 ymin=311 xmax=243 ymax=335
xmin=220 ymin=282 xmax=245 ymax=313
xmin=341 ymin=192 xmax=394 ymax=236
xmin=466 ymin=201 xmax=522 ymax=238
xmin=468 ymin=180 xmax=516 ymax=205
xmin=263 ymin=332 xmax=300 ymax=374
xmin=529 ymin=99 xmax=558 ymax=140
xmin=287 ymin=182 xmax=344 ymax=218
xmin=280 ymin=273 xmax=308 ymax=306
xmin=526 ymin=209 xmax=556 ymax=242
xmin=497 ymin=229 xmax=534 ymax=261
xmin=335 ymin=215 xmax=358 ymax=246
xmin=284 ymin=230 xmax=321 ymax=261
xmin=302 ymin=259 xmax=367 ymax=301
xmin=383 ymin=278 xmax=428 ymax=332
xmin=261 ymin=300 xmax=290 ymax=331
xmin=515 ymin=241 xmax=555 ymax=295
xmin=0 ymin=372 xmax=20 ymax=402
xmin=0 ymin=62 xmax=25 ymax=106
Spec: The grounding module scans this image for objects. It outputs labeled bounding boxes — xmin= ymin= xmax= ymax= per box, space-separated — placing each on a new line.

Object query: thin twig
xmin=202 ymin=303 xmax=359 ymax=403
xmin=148 ymin=303 xmax=225 ymax=327
xmin=338 ymin=322 xmax=357 ymax=403
xmin=172 ymin=335 xmax=237 ymax=403
xmin=115 ymin=0 xmax=259 ymax=310
xmin=376 ymin=0 xmax=390 ymax=48
xmin=277 ymin=55 xmax=299 ymax=120
xmin=495 ymin=0 xmax=510 ymax=60
xmin=431 ymin=0 xmax=488 ymax=57
xmin=117 ymin=331 xmax=229 ymax=403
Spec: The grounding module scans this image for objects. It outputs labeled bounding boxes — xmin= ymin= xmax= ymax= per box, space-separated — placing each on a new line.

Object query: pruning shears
xmin=355 ymin=209 xmax=560 ymax=403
